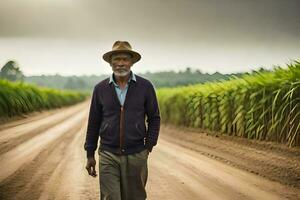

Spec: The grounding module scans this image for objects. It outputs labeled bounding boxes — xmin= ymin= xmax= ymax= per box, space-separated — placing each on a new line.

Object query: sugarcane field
xmin=0 ymin=1 xmax=300 ymax=200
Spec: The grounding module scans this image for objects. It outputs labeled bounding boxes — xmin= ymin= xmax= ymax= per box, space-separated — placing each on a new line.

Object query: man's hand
xmin=86 ymin=157 xmax=97 ymax=177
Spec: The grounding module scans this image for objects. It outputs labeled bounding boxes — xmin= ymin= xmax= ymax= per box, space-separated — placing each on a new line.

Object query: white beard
xmin=113 ymin=70 xmax=130 ymax=77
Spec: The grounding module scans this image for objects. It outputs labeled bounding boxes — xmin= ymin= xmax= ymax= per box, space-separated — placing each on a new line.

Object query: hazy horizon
xmin=0 ymin=0 xmax=299 ymax=76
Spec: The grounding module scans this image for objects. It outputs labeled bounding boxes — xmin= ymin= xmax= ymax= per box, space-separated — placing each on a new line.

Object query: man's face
xmin=110 ymin=53 xmax=133 ymax=77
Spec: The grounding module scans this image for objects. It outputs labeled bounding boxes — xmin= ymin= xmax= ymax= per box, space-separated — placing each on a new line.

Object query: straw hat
xmin=102 ymin=41 xmax=141 ymax=64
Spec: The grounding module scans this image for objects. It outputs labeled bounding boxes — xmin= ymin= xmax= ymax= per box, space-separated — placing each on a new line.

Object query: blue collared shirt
xmin=109 ymin=71 xmax=137 ymax=106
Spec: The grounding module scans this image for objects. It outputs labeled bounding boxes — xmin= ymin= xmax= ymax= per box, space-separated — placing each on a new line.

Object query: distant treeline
xmin=1 ymin=60 xmax=271 ymax=91
xmin=25 ymin=67 xmax=257 ymax=91
xmin=25 ymin=74 xmax=107 ymax=92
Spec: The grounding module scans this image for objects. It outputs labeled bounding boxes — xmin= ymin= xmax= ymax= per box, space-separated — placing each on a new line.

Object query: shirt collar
xmin=109 ymin=70 xmax=136 ymax=85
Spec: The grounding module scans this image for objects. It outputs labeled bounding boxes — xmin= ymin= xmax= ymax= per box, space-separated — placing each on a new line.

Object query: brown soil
xmin=0 ymin=102 xmax=299 ymax=200
xmin=160 ymin=124 xmax=300 ymax=188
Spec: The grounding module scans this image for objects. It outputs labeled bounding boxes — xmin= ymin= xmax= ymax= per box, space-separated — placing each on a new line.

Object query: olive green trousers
xmin=98 ymin=149 xmax=149 ymax=200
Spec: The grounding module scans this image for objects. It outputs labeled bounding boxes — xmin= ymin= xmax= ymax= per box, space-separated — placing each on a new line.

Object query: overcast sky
xmin=0 ymin=0 xmax=299 ymax=76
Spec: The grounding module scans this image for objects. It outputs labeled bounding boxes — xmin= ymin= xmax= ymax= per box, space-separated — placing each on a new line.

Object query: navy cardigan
xmin=84 ymin=74 xmax=161 ymax=158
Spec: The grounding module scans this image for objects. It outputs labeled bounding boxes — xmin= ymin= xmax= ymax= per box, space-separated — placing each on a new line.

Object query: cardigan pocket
xmin=125 ymin=122 xmax=145 ymax=146
xmin=99 ymin=123 xmax=109 ymax=136
xmin=135 ymin=123 xmax=145 ymax=137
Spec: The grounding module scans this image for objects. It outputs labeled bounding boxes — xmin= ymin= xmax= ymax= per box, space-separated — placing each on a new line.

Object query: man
xmin=84 ymin=41 xmax=161 ymax=200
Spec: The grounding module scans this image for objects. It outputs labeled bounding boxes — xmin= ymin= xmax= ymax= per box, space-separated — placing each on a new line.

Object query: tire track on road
xmin=0 ymin=102 xmax=88 ymax=155
xmin=0 ymin=113 xmax=89 ymax=199
xmin=0 ymin=109 xmax=88 ymax=182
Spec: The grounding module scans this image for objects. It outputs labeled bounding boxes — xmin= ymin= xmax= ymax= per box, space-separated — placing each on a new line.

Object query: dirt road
xmin=0 ymin=101 xmax=299 ymax=200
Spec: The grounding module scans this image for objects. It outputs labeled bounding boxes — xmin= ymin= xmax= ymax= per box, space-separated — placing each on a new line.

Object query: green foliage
xmin=157 ymin=60 xmax=300 ymax=147
xmin=0 ymin=79 xmax=88 ymax=118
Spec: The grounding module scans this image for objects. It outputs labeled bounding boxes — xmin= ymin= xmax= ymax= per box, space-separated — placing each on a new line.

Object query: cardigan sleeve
xmin=84 ymin=86 xmax=102 ymax=158
xmin=145 ymin=82 xmax=161 ymax=152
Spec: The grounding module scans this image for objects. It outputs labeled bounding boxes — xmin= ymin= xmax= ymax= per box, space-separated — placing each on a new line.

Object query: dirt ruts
xmin=0 ymin=101 xmax=299 ymax=200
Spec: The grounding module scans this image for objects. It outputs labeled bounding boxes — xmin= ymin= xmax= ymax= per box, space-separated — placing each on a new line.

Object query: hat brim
xmin=102 ymin=50 xmax=141 ymax=64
